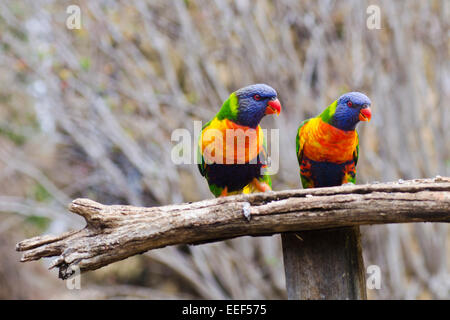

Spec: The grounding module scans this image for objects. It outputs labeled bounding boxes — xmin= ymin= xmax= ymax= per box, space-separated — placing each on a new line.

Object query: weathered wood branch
xmin=16 ymin=177 xmax=450 ymax=279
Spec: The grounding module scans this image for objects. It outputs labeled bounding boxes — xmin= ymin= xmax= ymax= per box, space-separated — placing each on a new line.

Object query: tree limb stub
xmin=16 ymin=177 xmax=450 ymax=279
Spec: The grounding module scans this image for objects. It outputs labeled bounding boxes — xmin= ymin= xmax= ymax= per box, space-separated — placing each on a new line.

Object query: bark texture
xmin=282 ymin=227 xmax=367 ymax=300
xmin=16 ymin=177 xmax=450 ymax=279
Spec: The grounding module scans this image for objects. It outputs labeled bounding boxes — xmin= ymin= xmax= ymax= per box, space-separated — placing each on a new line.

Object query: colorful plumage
xmin=198 ymin=84 xmax=282 ymax=197
xmin=296 ymin=92 xmax=372 ymax=188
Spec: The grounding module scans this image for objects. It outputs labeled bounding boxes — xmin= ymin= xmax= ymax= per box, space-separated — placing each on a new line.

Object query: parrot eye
xmin=253 ymin=94 xmax=261 ymax=101
xmin=347 ymin=101 xmax=353 ymax=107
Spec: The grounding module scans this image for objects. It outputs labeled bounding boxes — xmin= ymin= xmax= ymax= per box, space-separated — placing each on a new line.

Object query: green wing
xmin=296 ymin=119 xmax=310 ymax=165
xmin=258 ymin=131 xmax=272 ymax=188
xmin=346 ymin=132 xmax=359 ymax=184
xmin=197 ymin=119 xmax=212 ymax=177
xmin=296 ymin=119 xmax=314 ymax=188
xmin=353 ymin=132 xmax=359 ymax=166
xmin=342 ymin=132 xmax=359 ymax=185
xmin=197 ymin=119 xmax=227 ymax=197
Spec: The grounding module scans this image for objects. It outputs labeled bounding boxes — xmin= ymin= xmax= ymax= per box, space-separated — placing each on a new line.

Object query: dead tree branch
xmin=16 ymin=177 xmax=450 ymax=279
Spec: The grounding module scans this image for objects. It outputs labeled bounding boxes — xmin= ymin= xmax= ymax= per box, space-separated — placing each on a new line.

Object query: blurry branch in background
xmin=0 ymin=0 xmax=448 ymax=299
xmin=16 ymin=178 xmax=450 ymax=280
xmin=0 ymin=145 xmax=71 ymax=205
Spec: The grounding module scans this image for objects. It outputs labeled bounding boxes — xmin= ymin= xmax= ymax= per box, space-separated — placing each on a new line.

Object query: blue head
xmin=234 ymin=84 xmax=281 ymax=128
xmin=329 ymin=92 xmax=372 ymax=131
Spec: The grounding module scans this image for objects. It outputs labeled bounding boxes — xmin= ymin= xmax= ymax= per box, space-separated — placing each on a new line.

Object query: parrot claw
xmin=252 ymin=178 xmax=272 ymax=193
xmin=342 ymin=182 xmax=355 ymax=186
xmin=220 ymin=187 xmax=228 ymax=197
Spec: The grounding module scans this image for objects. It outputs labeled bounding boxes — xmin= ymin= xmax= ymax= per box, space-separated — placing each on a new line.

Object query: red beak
xmin=359 ymin=107 xmax=371 ymax=122
xmin=265 ymin=98 xmax=281 ymax=116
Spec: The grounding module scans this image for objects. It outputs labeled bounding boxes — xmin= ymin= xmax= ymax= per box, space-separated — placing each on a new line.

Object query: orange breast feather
xmin=299 ymin=118 xmax=358 ymax=163
xmin=201 ymin=118 xmax=264 ymax=165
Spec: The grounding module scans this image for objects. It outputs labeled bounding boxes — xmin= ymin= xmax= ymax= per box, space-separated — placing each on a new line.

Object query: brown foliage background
xmin=0 ymin=0 xmax=449 ymax=299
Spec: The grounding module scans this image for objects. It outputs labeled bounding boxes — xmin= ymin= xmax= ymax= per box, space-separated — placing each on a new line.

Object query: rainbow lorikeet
xmin=296 ymin=92 xmax=372 ymax=188
xmin=198 ymin=84 xmax=282 ymax=197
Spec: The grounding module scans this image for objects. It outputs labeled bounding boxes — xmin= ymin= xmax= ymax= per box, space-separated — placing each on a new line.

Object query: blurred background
xmin=0 ymin=0 xmax=449 ymax=299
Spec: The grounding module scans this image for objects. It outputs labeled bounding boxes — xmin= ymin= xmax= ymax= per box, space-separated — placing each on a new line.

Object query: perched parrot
xmin=198 ymin=84 xmax=282 ymax=197
xmin=296 ymin=92 xmax=372 ymax=188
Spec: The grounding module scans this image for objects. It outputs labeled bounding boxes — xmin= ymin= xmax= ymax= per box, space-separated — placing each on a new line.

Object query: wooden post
xmin=281 ymin=226 xmax=367 ymax=300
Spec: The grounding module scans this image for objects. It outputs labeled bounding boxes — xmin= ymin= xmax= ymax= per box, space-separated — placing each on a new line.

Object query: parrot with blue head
xmin=296 ymin=92 xmax=372 ymax=188
xmin=198 ymin=84 xmax=282 ymax=197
